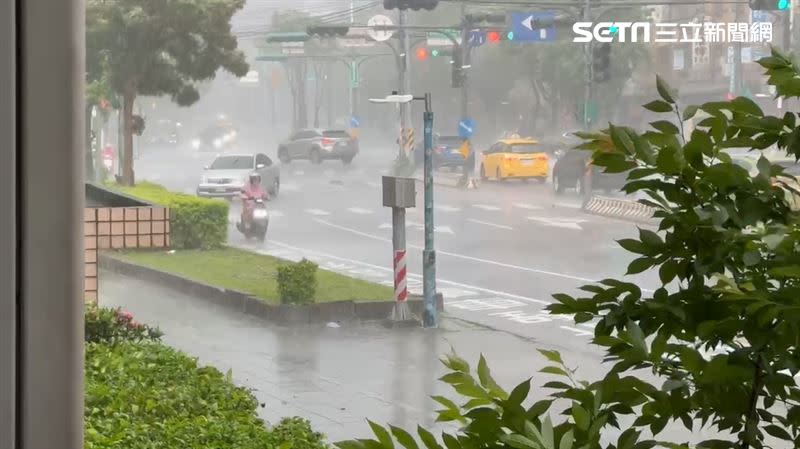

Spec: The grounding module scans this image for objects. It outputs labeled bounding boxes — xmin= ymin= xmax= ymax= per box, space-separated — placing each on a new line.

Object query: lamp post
xmin=369 ymin=93 xmax=438 ymax=328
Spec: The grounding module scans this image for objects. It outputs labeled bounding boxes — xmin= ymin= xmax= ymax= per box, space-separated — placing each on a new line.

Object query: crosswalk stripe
xmin=305 ymin=208 xmax=330 ymax=216
xmin=347 ymin=207 xmax=374 ymax=215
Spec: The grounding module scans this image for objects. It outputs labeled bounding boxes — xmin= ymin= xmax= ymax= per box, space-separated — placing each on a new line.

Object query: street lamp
xmin=369 ymin=92 xmax=438 ymax=328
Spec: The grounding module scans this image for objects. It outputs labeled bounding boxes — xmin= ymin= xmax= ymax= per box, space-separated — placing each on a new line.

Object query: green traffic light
xmin=507 ymin=31 xmax=514 ymax=40
xmin=432 ymin=49 xmax=440 ymax=57
xmin=778 ymin=0 xmax=790 ymax=9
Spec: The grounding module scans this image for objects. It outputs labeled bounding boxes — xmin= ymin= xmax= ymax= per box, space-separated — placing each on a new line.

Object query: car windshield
xmin=509 ymin=143 xmax=539 ymax=153
xmin=209 ymin=156 xmax=252 ymax=170
xmin=323 ymin=130 xmax=350 ymax=138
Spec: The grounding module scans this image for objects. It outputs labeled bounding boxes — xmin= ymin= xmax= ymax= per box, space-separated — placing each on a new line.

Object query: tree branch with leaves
xmin=339 ymin=47 xmax=800 ymax=449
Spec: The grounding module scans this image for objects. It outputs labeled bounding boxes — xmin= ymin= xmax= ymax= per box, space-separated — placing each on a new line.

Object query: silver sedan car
xmin=196 ymin=153 xmax=281 ymax=198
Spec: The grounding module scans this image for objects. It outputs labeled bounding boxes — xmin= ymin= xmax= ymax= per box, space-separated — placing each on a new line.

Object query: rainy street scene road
xmin=63 ymin=0 xmax=800 ymax=448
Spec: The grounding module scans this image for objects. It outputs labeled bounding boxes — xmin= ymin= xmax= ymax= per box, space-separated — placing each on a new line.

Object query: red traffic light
xmin=487 ymin=30 xmax=501 ymax=42
xmin=416 ymin=47 xmax=429 ymax=61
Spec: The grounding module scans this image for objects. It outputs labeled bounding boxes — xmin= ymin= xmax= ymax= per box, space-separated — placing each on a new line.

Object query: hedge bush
xmin=85 ymin=305 xmax=163 ymax=345
xmin=85 ymin=342 xmax=277 ymax=449
xmin=277 ymin=259 xmax=318 ymax=304
xmin=110 ymin=181 xmax=228 ymax=249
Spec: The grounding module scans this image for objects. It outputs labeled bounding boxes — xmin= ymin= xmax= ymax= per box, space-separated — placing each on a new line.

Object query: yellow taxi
xmin=480 ymin=138 xmax=549 ymax=182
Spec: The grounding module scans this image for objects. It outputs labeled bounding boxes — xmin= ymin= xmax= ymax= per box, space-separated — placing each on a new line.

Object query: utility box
xmin=382 ymin=176 xmax=416 ymax=208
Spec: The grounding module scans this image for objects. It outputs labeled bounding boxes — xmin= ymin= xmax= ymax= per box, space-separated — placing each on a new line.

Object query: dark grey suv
xmin=277 ymin=129 xmax=359 ymax=165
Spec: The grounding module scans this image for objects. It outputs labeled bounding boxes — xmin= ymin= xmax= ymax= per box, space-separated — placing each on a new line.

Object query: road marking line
xmin=312 ymin=218 xmax=600 ymax=289
xmin=513 ymin=202 xmax=543 ymax=210
xmin=527 ymin=216 xmax=584 ymax=231
xmin=560 ymin=326 xmax=594 ymax=337
xmin=553 ymin=202 xmax=582 ymax=210
xmin=448 ymin=298 xmax=526 ymax=311
xmin=466 ymin=218 xmax=513 ymax=230
xmin=347 ymin=207 xmax=374 ymax=215
xmin=293 ymin=170 xmax=305 ymax=176
xmin=438 ymin=287 xmax=478 ymax=299
xmin=305 ymin=208 xmax=330 ymax=216
xmin=265 ymin=240 xmax=552 ymax=305
xmin=473 ymin=204 xmax=501 ymax=211
xmin=436 ymin=204 xmax=461 ymax=212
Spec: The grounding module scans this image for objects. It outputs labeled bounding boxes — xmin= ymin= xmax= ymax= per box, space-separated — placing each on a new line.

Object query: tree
xmin=87 ymin=0 xmax=249 ymax=185
xmin=339 ymin=48 xmax=800 ymax=449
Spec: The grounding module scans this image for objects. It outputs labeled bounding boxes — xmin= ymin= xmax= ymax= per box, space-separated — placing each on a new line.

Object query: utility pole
xmin=459 ymin=5 xmax=473 ymax=183
xmin=398 ymin=10 xmax=411 ymax=159
xmin=421 ymin=92 xmax=437 ymax=328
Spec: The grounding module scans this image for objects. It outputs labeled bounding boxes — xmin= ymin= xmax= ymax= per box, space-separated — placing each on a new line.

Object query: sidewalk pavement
xmin=100 ymin=272 xmax=564 ymax=441
xmin=100 ymin=271 xmax=715 ymax=444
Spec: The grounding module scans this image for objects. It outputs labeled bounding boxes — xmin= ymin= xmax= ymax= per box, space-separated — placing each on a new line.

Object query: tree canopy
xmin=87 ymin=0 xmax=249 ymax=184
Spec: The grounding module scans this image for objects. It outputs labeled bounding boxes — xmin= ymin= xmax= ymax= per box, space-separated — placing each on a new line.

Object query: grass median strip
xmin=108 ymin=247 xmax=393 ymax=304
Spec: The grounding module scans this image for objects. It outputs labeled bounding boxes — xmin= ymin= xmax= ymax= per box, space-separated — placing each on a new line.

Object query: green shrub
xmin=85 ymin=341 xmax=276 ymax=449
xmin=277 ymin=259 xmax=318 ymax=304
xmin=268 ymin=417 xmax=328 ymax=449
xmin=110 ymin=181 xmax=228 ymax=249
xmin=84 ymin=305 xmax=162 ymax=344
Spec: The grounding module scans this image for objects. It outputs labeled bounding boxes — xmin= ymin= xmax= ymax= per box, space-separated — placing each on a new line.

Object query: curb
xmin=99 ymin=254 xmax=444 ymax=326
xmin=582 ymin=196 xmax=658 ymax=224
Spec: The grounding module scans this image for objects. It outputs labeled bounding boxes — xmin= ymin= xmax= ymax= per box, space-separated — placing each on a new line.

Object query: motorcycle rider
xmin=238 ymin=172 xmax=268 ymax=231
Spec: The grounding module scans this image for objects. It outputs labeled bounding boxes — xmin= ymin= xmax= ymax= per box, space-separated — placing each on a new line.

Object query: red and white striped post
xmin=393 ymin=250 xmax=408 ymax=303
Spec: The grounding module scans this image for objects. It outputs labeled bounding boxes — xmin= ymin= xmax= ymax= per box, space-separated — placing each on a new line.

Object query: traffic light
xmin=383 ymin=0 xmax=439 ymax=11
xmin=486 ymin=30 xmax=501 ymax=43
xmin=749 ymin=0 xmax=790 ymax=9
xmin=592 ymin=43 xmax=611 ymax=83
xmin=307 ymin=25 xmax=350 ymax=37
xmin=416 ymin=47 xmax=429 ymax=61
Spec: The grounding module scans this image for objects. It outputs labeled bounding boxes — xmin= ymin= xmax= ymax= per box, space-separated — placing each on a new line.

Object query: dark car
xmin=552 ymin=148 xmax=628 ymax=195
xmin=277 ymin=129 xmax=358 ymax=164
xmin=145 ymin=119 xmax=180 ymax=146
xmin=191 ymin=121 xmax=238 ymax=152
xmin=413 ymin=135 xmax=466 ymax=170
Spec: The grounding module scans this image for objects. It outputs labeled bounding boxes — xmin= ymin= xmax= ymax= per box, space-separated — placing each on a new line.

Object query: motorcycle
xmin=238 ymin=198 xmax=269 ymax=242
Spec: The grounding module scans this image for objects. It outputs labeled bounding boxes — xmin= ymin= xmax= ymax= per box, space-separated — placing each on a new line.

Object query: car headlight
xmin=213 ymin=138 xmax=223 ymax=148
xmin=191 ymin=139 xmax=201 ymax=149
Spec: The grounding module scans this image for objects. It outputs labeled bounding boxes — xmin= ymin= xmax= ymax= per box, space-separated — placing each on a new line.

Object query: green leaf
xmin=539 ymin=366 xmax=569 ymax=377
xmin=639 ymin=229 xmax=663 ymax=248
xmin=618 ymin=238 xmax=646 ymax=254
xmin=742 ymin=250 xmax=761 ymax=266
xmin=763 ymin=424 xmax=792 ymax=440
xmin=509 ymin=378 xmax=532 ymax=406
xmin=441 ymin=433 xmax=461 ymax=449
xmin=558 ymin=430 xmax=575 ymax=449
xmin=625 ymin=320 xmax=647 ymax=354
xmin=659 ymin=260 xmax=678 ymax=284
xmin=643 ymin=100 xmax=674 ymax=113
xmin=442 ymin=353 xmax=469 ymax=373
xmin=527 ymin=399 xmax=553 ymax=418
xmin=390 ymin=426 xmax=419 ymax=449
xmin=729 ymin=96 xmax=763 ymax=116
xmin=610 ymin=124 xmax=636 ymax=155
xmin=682 ymin=105 xmax=699 ymax=121
xmin=417 ymin=427 xmax=442 ymax=449
xmin=650 ymin=120 xmax=680 ymax=135
xmin=627 ymin=257 xmax=653 ymax=275
xmin=540 ymin=416 xmax=555 ymax=449
xmin=656 ymin=145 xmax=685 ymax=174
xmin=501 ymin=434 xmax=539 ymax=449
xmin=572 ymin=404 xmax=590 ymax=431
xmin=537 ymin=349 xmax=564 ymax=364
xmin=369 ymin=421 xmax=395 ymax=449
xmin=656 ymin=75 xmax=677 ymax=103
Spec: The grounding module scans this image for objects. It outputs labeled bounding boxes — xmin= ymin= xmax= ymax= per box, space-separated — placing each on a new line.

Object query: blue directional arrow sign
xmin=350 ymin=116 xmax=360 ymax=128
xmin=467 ymin=30 xmax=486 ymax=47
xmin=511 ymin=12 xmax=556 ymax=42
xmin=458 ymin=118 xmax=475 ymax=139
